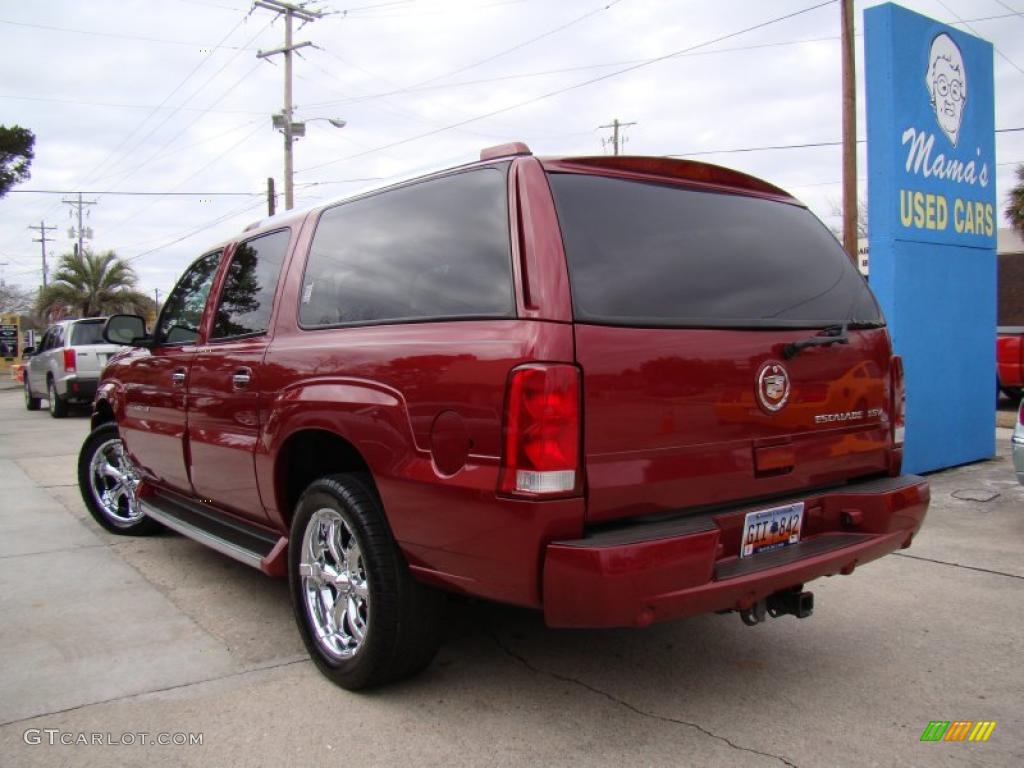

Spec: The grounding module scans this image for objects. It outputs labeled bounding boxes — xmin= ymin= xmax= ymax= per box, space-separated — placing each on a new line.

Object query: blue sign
xmin=866 ymin=3 xmax=996 ymax=474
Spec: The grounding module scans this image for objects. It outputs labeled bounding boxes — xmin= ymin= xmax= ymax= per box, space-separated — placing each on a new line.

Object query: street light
xmin=272 ymin=113 xmax=346 ymax=209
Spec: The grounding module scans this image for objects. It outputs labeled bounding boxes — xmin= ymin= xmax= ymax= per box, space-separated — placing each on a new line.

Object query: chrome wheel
xmin=299 ymin=508 xmax=370 ymax=660
xmin=87 ymin=437 xmax=142 ymax=526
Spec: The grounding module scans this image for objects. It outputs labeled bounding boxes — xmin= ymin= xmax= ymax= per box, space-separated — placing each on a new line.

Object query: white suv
xmin=24 ymin=319 xmax=120 ymax=417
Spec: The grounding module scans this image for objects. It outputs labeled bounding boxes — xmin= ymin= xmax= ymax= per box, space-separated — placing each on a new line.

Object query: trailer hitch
xmin=740 ymin=588 xmax=814 ymax=626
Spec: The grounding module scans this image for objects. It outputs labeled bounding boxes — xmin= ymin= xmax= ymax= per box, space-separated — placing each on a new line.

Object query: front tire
xmin=289 ymin=473 xmax=444 ymax=690
xmin=48 ymin=378 xmax=68 ymax=418
xmin=78 ymin=423 xmax=160 ymax=535
xmin=24 ymin=377 xmax=41 ymax=411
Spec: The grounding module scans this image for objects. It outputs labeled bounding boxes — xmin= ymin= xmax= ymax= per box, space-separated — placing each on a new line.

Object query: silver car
xmin=23 ymin=318 xmax=120 ymax=418
xmin=1013 ymin=400 xmax=1024 ymax=485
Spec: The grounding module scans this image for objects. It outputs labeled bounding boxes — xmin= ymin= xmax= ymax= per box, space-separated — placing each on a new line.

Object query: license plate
xmin=740 ymin=502 xmax=804 ymax=558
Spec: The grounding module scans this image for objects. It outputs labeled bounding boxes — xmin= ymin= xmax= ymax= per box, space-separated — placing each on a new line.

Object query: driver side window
xmin=156 ymin=251 xmax=223 ymax=345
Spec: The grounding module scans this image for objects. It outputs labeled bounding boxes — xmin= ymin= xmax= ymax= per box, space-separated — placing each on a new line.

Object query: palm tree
xmin=36 ymin=250 xmax=153 ymax=320
xmin=1008 ymin=164 xmax=1024 ymax=239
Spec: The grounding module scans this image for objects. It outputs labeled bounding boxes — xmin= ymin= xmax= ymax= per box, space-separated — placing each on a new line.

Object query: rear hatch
xmin=69 ymin=319 xmax=120 ymax=376
xmin=545 ymin=165 xmax=893 ymax=524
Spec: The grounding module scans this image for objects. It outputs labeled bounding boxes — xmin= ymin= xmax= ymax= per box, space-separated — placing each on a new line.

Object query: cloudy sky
xmin=1 ymin=0 xmax=1022 ymax=298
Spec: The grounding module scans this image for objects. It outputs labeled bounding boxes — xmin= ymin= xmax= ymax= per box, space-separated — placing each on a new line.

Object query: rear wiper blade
xmin=783 ymin=323 xmax=849 ymax=359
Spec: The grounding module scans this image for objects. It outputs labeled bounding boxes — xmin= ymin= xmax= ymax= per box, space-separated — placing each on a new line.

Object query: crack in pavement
xmin=893 ymin=552 xmax=1024 ymax=581
xmin=0 ymin=543 xmax=108 ymax=560
xmin=0 ymin=655 xmax=310 ymax=728
xmin=489 ymin=628 xmax=799 ymax=768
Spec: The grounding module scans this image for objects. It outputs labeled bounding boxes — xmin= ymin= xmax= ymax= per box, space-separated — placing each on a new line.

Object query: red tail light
xmin=886 ymin=355 xmax=906 ymax=476
xmin=891 ymin=355 xmax=905 ymax=447
xmin=63 ymin=348 xmax=77 ymax=373
xmin=499 ymin=364 xmax=581 ymax=497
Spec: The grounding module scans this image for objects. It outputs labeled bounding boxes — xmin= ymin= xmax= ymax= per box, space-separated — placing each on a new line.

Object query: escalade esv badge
xmin=756 ymin=361 xmax=790 ymax=413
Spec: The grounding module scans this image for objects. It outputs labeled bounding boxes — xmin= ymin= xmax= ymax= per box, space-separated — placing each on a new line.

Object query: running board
xmin=139 ymin=491 xmax=287 ymax=576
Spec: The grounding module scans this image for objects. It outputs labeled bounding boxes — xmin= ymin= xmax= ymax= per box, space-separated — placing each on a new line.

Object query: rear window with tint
xmin=71 ymin=321 xmax=106 ymax=346
xmin=547 ymin=173 xmax=883 ymax=329
xmin=299 ymin=167 xmax=514 ymax=327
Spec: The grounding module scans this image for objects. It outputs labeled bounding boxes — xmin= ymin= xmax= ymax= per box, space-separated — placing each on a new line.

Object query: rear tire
xmin=48 ymin=378 xmax=68 ymax=418
xmin=289 ymin=473 xmax=444 ymax=690
xmin=1001 ymin=386 xmax=1022 ymax=402
xmin=24 ymin=377 xmax=41 ymax=411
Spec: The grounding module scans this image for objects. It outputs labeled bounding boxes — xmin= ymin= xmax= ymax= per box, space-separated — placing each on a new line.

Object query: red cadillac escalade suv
xmin=78 ymin=144 xmax=929 ymax=690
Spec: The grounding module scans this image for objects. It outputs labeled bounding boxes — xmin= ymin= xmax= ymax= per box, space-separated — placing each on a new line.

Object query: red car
xmin=78 ymin=144 xmax=929 ymax=689
xmin=997 ymin=328 xmax=1024 ymax=400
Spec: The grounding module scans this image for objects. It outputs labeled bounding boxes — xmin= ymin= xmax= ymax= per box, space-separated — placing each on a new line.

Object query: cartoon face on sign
xmin=926 ymin=33 xmax=966 ymax=147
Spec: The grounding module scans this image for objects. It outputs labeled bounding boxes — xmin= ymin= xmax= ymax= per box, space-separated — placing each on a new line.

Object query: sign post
xmin=865 ymin=3 xmax=996 ymax=473
xmin=0 ymin=314 xmax=21 ymax=382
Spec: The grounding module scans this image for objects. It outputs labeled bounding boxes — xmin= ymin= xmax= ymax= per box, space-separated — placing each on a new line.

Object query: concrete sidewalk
xmin=0 ymin=390 xmax=1021 ymax=767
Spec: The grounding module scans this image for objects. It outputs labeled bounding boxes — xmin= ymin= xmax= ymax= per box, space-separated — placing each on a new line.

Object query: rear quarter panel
xmin=259 ymin=320 xmax=583 ymax=607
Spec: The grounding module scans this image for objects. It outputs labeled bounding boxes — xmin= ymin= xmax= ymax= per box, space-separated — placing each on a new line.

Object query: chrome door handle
xmin=232 ymin=369 xmax=252 ymax=389
xmin=171 ymin=371 xmax=186 ymax=385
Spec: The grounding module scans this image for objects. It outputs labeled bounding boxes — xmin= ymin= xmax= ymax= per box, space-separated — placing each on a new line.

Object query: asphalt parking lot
xmin=0 ymin=386 xmax=1021 ymax=767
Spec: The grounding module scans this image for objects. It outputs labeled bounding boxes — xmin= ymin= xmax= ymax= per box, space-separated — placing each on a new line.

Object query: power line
xmin=667 ymin=127 xmax=1022 ymax=158
xmin=105 ymin=121 xmax=267 ymax=233
xmin=9 ymin=189 xmax=261 ymax=196
xmin=91 ymin=59 xmax=266 ymax=191
xmin=933 ymin=0 xmax=1024 ymax=78
xmin=304 ymin=36 xmax=841 ymax=111
xmin=309 ymin=0 xmax=625 ymax=116
xmin=298 ymin=0 xmax=840 ymax=174
xmin=0 ymin=17 xmax=260 ymax=48
xmin=0 ymin=92 xmax=264 ymax=115
xmin=990 ymin=0 xmax=1024 ymax=20
xmin=90 ymin=18 xmax=274 ymax=192
xmin=125 ymin=198 xmax=269 ymax=263
xmin=413 ymin=0 xmax=626 ymax=89
xmin=69 ymin=12 xmax=254 ymax=194
xmin=299 ymin=11 xmax=1019 ymax=112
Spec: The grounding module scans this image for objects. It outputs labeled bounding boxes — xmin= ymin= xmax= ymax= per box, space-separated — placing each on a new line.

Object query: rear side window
xmin=547 ymin=173 xmax=883 ymax=329
xmin=71 ymin=321 xmax=105 ymax=346
xmin=212 ymin=229 xmax=290 ymax=339
xmin=299 ymin=167 xmax=514 ymax=327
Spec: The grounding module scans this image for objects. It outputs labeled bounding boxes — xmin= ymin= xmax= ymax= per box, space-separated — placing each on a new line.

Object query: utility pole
xmin=267 ymin=177 xmax=277 ymax=216
xmin=599 ymin=118 xmax=637 ymax=155
xmin=62 ymin=192 xmax=98 ymax=258
xmin=28 ymin=221 xmax=57 ymax=288
xmin=840 ymin=0 xmax=858 ymax=263
xmin=255 ymin=0 xmax=322 ymax=211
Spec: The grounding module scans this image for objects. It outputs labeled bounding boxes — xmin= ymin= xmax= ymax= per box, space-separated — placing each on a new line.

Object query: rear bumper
xmin=61 ymin=376 xmax=98 ymax=403
xmin=542 ymin=474 xmax=929 ymax=628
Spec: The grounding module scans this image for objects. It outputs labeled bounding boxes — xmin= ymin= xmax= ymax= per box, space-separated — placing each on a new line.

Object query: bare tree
xmin=1007 ymin=164 xmax=1024 ymax=239
xmin=0 ymin=282 xmax=34 ymax=315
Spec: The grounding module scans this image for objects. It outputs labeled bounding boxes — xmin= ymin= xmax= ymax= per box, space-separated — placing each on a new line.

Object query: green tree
xmin=0 ymin=125 xmax=35 ymax=198
xmin=36 ymin=250 xmax=153 ymax=319
xmin=1007 ymin=164 xmax=1024 ymax=239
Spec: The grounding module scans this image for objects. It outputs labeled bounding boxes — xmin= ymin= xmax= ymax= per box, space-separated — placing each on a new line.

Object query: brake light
xmin=891 ymin=355 xmax=905 ymax=447
xmin=499 ymin=364 xmax=581 ymax=497
xmin=63 ymin=348 xmax=77 ymax=373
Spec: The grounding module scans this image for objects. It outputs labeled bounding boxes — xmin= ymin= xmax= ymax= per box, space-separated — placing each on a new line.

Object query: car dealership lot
xmin=0 ymin=388 xmax=1021 ymax=768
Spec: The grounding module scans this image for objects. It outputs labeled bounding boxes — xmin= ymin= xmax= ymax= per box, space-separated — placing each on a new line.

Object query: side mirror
xmin=104 ymin=314 xmax=151 ymax=346
xmin=21 ymin=346 xmax=35 ymax=359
